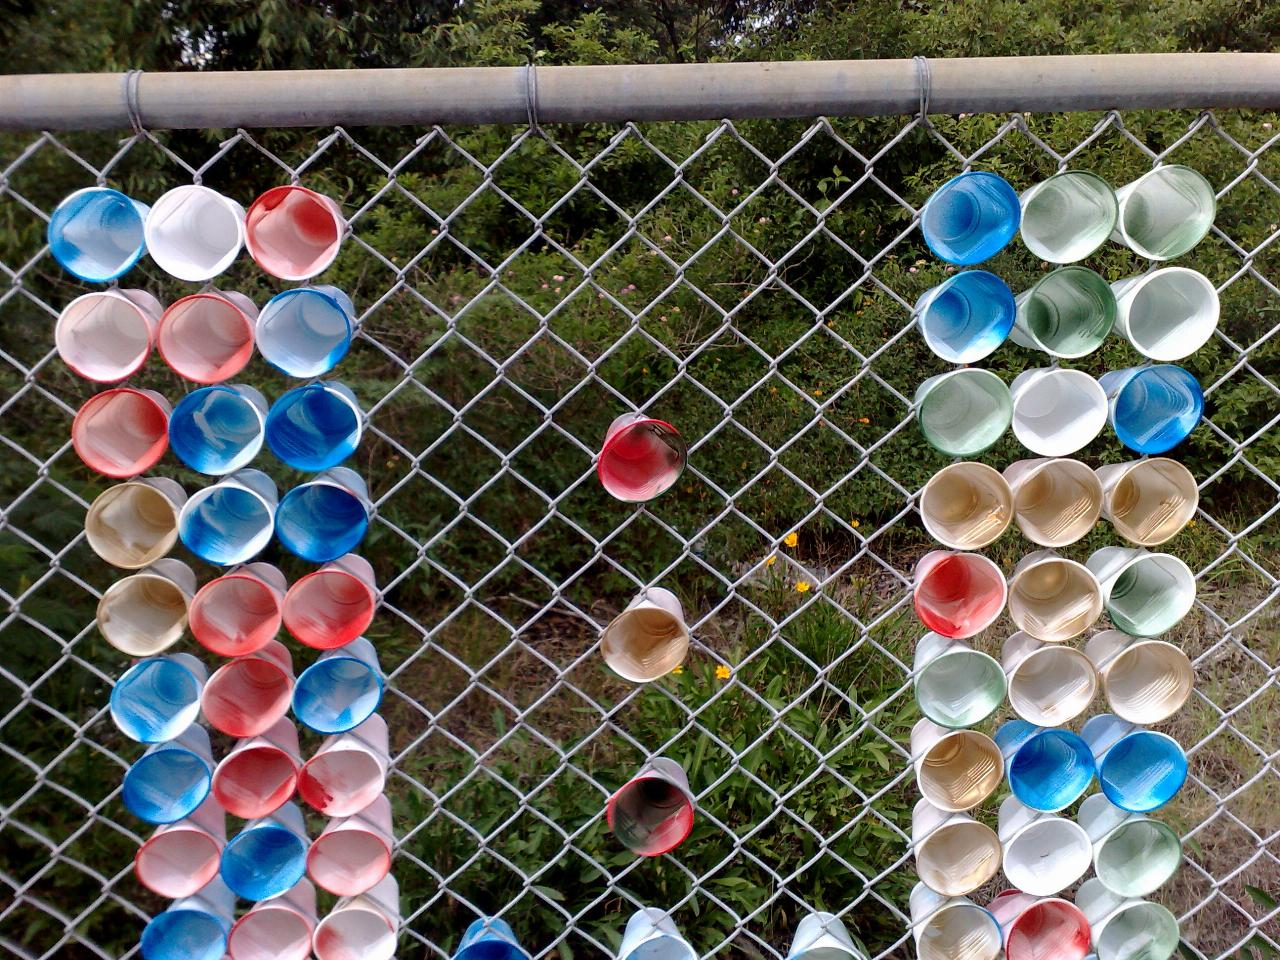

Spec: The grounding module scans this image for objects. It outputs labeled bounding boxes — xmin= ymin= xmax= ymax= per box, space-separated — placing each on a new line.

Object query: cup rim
xmin=72 ymin=388 xmax=171 ymax=478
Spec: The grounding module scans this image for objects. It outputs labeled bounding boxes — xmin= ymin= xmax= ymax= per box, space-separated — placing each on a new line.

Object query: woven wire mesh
xmin=0 ymin=105 xmax=1277 ymax=960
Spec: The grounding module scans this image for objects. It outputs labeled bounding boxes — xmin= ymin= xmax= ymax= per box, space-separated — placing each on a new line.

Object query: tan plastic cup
xmin=920 ymin=462 xmax=1014 ymax=550
xmin=202 ymin=639 xmax=295 ymax=738
xmin=1084 ymin=630 xmax=1193 ymax=725
xmin=910 ymin=883 xmax=1002 ymax=960
xmin=607 ymin=757 xmax=695 ymax=857
xmin=97 ymin=558 xmax=196 ymax=656
xmin=600 ymin=586 xmax=690 ymax=682
xmin=912 ymin=797 xmax=1002 ymax=897
xmin=134 ymin=795 xmax=226 ymax=898
xmin=211 ymin=716 xmax=303 ymax=819
xmin=910 ymin=718 xmax=1003 ymax=813
xmin=997 ymin=795 xmax=1092 ymax=896
xmin=312 ymin=873 xmax=400 ymax=960
xmin=85 ymin=477 xmax=187 ymax=569
xmin=55 ymin=289 xmax=162 ymax=382
xmin=189 ymin=562 xmax=288 ymax=657
xmin=228 ymin=878 xmax=317 ymax=960
xmin=307 ymin=793 xmax=394 ymax=896
xmin=1003 ymin=458 xmax=1102 ymax=548
xmin=283 ymin=554 xmax=377 ymax=651
xmin=1007 ymin=550 xmax=1103 ymax=642
xmin=1096 ymin=459 xmax=1198 ymax=547
xmin=299 ymin=714 xmax=390 ymax=818
xmin=1003 ymin=631 xmax=1099 ymax=727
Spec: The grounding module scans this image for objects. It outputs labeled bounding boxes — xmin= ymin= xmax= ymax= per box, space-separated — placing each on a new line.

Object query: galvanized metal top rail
xmin=4 ymin=53 xmax=1280 ymax=131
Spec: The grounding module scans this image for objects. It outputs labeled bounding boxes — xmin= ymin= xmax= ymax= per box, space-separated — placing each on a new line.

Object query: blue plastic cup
xmin=293 ymin=637 xmax=383 ymax=734
xmin=915 ymin=270 xmax=1016 ymax=363
xmin=921 ymin=172 xmax=1021 ymax=265
xmin=995 ymin=719 xmax=1095 ymax=813
xmin=1082 ymin=714 xmax=1188 ymax=813
xmin=256 ymin=286 xmax=356 ymax=378
xmin=276 ymin=467 xmax=370 ymax=563
xmin=110 ymin=653 xmax=207 ymax=743
xmin=140 ymin=875 xmax=235 ymax=960
xmin=48 ymin=187 xmax=150 ymax=282
xmin=123 ymin=723 xmax=214 ymax=824
xmin=456 ymin=917 xmax=530 ymax=960
xmin=169 ymin=383 xmax=268 ymax=475
xmin=1099 ymin=366 xmax=1203 ymax=455
xmin=220 ymin=800 xmax=309 ymax=900
xmin=265 ymin=381 xmax=362 ymax=471
xmin=178 ymin=468 xmax=278 ymax=566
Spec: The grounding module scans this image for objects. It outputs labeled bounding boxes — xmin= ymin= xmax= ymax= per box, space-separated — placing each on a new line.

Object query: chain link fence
xmin=0 ymin=95 xmax=1277 ymax=960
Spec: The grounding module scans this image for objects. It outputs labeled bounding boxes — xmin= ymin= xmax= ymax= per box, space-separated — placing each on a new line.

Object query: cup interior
xmin=87 ymin=482 xmax=180 ymax=568
xmin=917 ymin=650 xmax=1006 ymax=728
xmin=1019 ymin=268 xmax=1116 ymax=357
xmin=1012 ymin=460 xmax=1101 ymax=547
xmin=914 ymin=555 xmax=1006 ymax=639
xmin=247 ymin=186 xmax=343 ymax=280
xmin=1106 ymin=555 xmax=1194 ymax=636
xmin=1121 ymin=166 xmax=1216 ymax=260
xmin=111 ymin=657 xmax=203 ymax=742
xmin=1111 ymin=366 xmax=1203 ymax=455
xmin=49 ymin=190 xmax=146 ymax=281
xmin=1008 ymin=647 xmax=1098 ymax=726
xmin=921 ymin=466 xmax=1013 ymax=549
xmin=99 ymin=574 xmax=189 ymax=655
xmin=917 ymin=731 xmax=1002 ymax=811
xmin=170 ymin=387 xmax=265 ymax=475
xmin=294 ymin=657 xmax=383 ymax=734
xmin=136 ymin=826 xmax=222 ymax=897
xmin=1107 ymin=459 xmax=1197 ymax=546
xmin=141 ymin=908 xmax=228 ymax=960
xmin=922 ymin=173 xmax=1020 ymax=265
xmin=258 ymin=289 xmax=353 ymax=376
xmin=1007 ymin=731 xmax=1094 ymax=812
xmin=919 ymin=371 xmax=1013 ymax=457
xmin=602 ymin=607 xmax=689 ymax=681
xmin=190 ymin=573 xmax=284 ymax=656
xmin=1095 ymin=818 xmax=1182 ymax=897
xmin=214 ymin=744 xmax=299 ymax=818
xmin=230 ymin=905 xmax=314 ymax=960
xmin=57 ymin=293 xmax=153 ymax=380
xmin=919 ymin=271 xmax=1015 ymax=363
xmin=1008 ymin=560 xmax=1102 ymax=642
xmin=182 ymin=486 xmax=274 ymax=566
xmin=1099 ymin=732 xmax=1187 ymax=812
xmin=203 ymin=658 xmax=293 ymax=738
xmin=75 ymin=391 xmax=169 ymax=477
xmin=1012 ymin=372 xmax=1106 ymax=456
xmin=276 ymin=483 xmax=370 ymax=563
xmin=916 ymin=820 xmax=1001 ymax=896
xmin=124 ymin=747 xmax=212 ymax=823
xmin=284 ymin=568 xmax=377 ymax=649
xmin=267 ymin=386 xmax=362 ymax=471
xmin=1123 ymin=269 xmax=1218 ymax=360
xmin=608 ymin=775 xmax=695 ymax=855
xmin=599 ymin=419 xmax=688 ymax=502
xmin=1021 ymin=172 xmax=1117 ymax=263
xmin=299 ymin=748 xmax=386 ymax=816
xmin=1104 ymin=641 xmax=1194 ymax=724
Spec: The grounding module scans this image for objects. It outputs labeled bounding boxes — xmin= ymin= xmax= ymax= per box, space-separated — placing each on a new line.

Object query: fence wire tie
xmin=526 ymin=62 xmax=541 ymax=130
xmin=913 ymin=56 xmax=932 ymax=121
xmin=121 ymin=69 xmax=145 ymax=137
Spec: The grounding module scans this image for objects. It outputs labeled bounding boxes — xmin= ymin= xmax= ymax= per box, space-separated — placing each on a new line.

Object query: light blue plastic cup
xmin=1099 ymin=366 xmax=1204 ymax=455
xmin=455 ymin=916 xmax=530 ymax=960
xmin=265 ymin=381 xmax=362 ymax=471
xmin=169 ymin=384 xmax=268 ymax=476
xmin=1082 ymin=714 xmax=1188 ymax=813
xmin=256 ymin=286 xmax=356 ymax=378
xmin=915 ymin=270 xmax=1016 ymax=363
xmin=110 ymin=653 xmax=206 ymax=743
xmin=140 ymin=876 xmax=234 ymax=960
xmin=275 ymin=467 xmax=370 ymax=563
xmin=178 ymin=468 xmax=278 ymax=566
xmin=48 ymin=187 xmax=150 ymax=282
xmin=921 ymin=171 xmax=1021 ymax=265
xmin=220 ymin=800 xmax=309 ymax=900
xmin=122 ymin=724 xmax=214 ymax=824
xmin=995 ymin=719 xmax=1095 ymax=813
xmin=293 ymin=637 xmax=383 ymax=734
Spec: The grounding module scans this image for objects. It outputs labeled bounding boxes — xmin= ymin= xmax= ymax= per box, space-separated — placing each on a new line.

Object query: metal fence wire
xmin=0 ymin=97 xmax=1278 ymax=960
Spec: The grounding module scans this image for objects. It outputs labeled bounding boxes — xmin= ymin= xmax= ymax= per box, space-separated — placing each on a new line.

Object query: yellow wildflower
xmin=671 ymin=664 xmax=684 ymax=675
xmin=765 ymin=554 xmax=777 ymax=567
xmin=715 ymin=664 xmax=731 ymax=681
xmin=783 ymin=531 xmax=799 ymax=548
xmin=858 ymin=417 xmax=870 ymax=424
xmin=850 ymin=518 xmax=861 ymax=529
xmin=796 ymin=580 xmax=812 ymax=593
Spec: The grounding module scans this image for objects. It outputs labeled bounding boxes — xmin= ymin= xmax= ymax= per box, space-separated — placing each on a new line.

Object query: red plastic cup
xmin=988 ymin=890 xmax=1092 ymax=960
xmin=606 ymin=757 xmax=695 ymax=857
xmin=72 ymin=388 xmax=170 ymax=478
xmin=312 ymin=874 xmax=399 ymax=960
xmin=157 ymin=290 xmax=258 ymax=384
xmin=298 ymin=714 xmax=390 ymax=817
xmin=212 ymin=716 xmax=303 ymax=818
xmin=597 ymin=412 xmax=688 ymax=503
xmin=202 ymin=640 xmax=294 ymax=738
xmin=228 ymin=878 xmax=316 ymax=960
xmin=283 ymin=554 xmax=377 ymax=650
xmin=245 ymin=186 xmax=346 ymax=281
xmin=913 ymin=550 xmax=1008 ymax=639
xmin=190 ymin=562 xmax=288 ymax=657
xmin=133 ymin=795 xmax=226 ymax=898
xmin=307 ymin=793 xmax=393 ymax=896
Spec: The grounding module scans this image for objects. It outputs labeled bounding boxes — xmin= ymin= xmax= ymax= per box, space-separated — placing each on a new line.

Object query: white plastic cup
xmin=1096 ymin=458 xmax=1198 ymax=548
xmin=1006 ymin=550 xmax=1103 ymax=643
xmin=787 ymin=911 xmax=863 ymax=960
xmin=145 ymin=185 xmax=247 ymax=281
xmin=122 ymin=723 xmax=214 ymax=824
xmin=312 ymin=873 xmax=400 ymax=960
xmin=85 ymin=477 xmax=186 ymax=569
xmin=189 ymin=562 xmax=288 ymax=657
xmin=245 ymin=185 xmax=346 ymax=281
xmin=607 ymin=756 xmax=695 ymax=856
xmin=72 ymin=387 xmax=171 ymax=478
xmin=1003 ymin=631 xmax=1099 ymax=727
xmin=987 ymin=890 xmax=1092 ymax=960
xmin=292 ymin=636 xmax=384 ymax=734
xmin=910 ymin=718 xmax=1003 ymax=813
xmin=110 ymin=652 xmax=207 ymax=743
xmin=1111 ymin=165 xmax=1216 ymax=261
xmin=1078 ymin=793 xmax=1183 ymax=898
xmin=56 ymin=289 xmax=162 ymax=382
xmin=920 ymin=462 xmax=1014 ymax=550
xmin=179 ymin=468 xmax=278 ymax=567
xmin=97 ymin=558 xmax=196 ymax=656
xmin=168 ymin=383 xmax=268 ymax=476
xmin=255 ymin=285 xmax=356 ymax=377
xmin=275 ymin=467 xmax=371 ymax=564
xmin=227 ymin=878 xmax=317 ymax=960
xmin=134 ymin=795 xmax=226 ymax=898
xmin=1076 ymin=878 xmax=1180 ymax=960
xmin=912 ymin=797 xmax=1002 ymax=897
xmin=47 ymin=187 xmax=150 ymax=283
xmin=1010 ymin=367 xmax=1108 ymax=457
xmin=283 ymin=553 xmax=377 ymax=650
xmin=1003 ymin=458 xmax=1102 ymax=548
xmin=909 ymin=883 xmax=1002 ymax=960
xmin=913 ymin=550 xmax=1008 ymax=640
xmin=140 ymin=875 xmax=235 ymax=960
xmin=211 ymin=715 xmax=303 ymax=818
xmin=597 ymin=411 xmax=688 ymax=502
xmin=915 ymin=369 xmax=1013 ymax=458
xmin=600 ymin=586 xmax=690 ymax=682
xmin=997 ymin=795 xmax=1092 ymax=896
xmin=202 ymin=639 xmax=295 ymax=738
xmin=221 ymin=800 xmax=310 ymax=901
xmin=1085 ymin=630 xmax=1194 ymax=725
xmin=913 ymin=632 xmax=1006 ymax=729
xmin=618 ymin=907 xmax=696 ymax=960
xmin=1086 ymin=547 xmax=1196 ymax=637
xmin=157 ymin=290 xmax=258 ymax=384
xmin=1111 ymin=268 xmax=1219 ymax=361
xmin=307 ymin=793 xmax=394 ymax=896
xmin=1019 ymin=170 xmax=1118 ymax=264
xmin=298 ymin=714 xmax=390 ymax=817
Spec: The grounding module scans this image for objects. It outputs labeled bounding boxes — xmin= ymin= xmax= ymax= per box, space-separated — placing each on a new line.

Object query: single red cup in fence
xmin=227 ymin=878 xmax=317 ymax=960
xmin=298 ymin=714 xmax=390 ymax=817
xmin=311 ymin=874 xmax=400 ymax=960
xmin=606 ymin=757 xmax=695 ymax=857
xmin=202 ymin=639 xmax=295 ymax=738
xmin=211 ymin=716 xmax=303 ymax=818
xmin=307 ymin=793 xmax=394 ymax=896
xmin=597 ymin=412 xmax=688 ymax=503
xmin=157 ymin=290 xmax=258 ymax=384
xmin=283 ymin=554 xmax=377 ymax=650
xmin=190 ymin=562 xmax=288 ymax=657
xmin=55 ymin=289 xmax=162 ymax=382
xmin=988 ymin=891 xmax=1092 ymax=960
xmin=72 ymin=387 xmax=170 ymax=478
xmin=913 ymin=550 xmax=1007 ymax=640
xmin=134 ymin=795 xmax=226 ymax=898
xmin=245 ymin=185 xmax=346 ymax=281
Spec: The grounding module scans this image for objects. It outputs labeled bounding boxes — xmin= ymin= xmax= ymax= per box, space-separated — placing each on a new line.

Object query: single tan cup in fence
xmin=920 ymin=462 xmax=1014 ymax=550
xmin=97 ymin=558 xmax=196 ymax=656
xmin=1085 ymin=630 xmax=1193 ymax=725
xmin=1003 ymin=631 xmax=1098 ymax=727
xmin=307 ymin=793 xmax=394 ymax=896
xmin=1007 ymin=550 xmax=1103 ymax=642
xmin=910 ymin=718 xmax=1003 ymax=813
xmin=1003 ymin=458 xmax=1102 ymax=548
xmin=1096 ymin=458 xmax=1198 ymax=547
xmin=299 ymin=714 xmax=390 ymax=818
xmin=600 ymin=586 xmax=690 ymax=682
xmin=85 ymin=477 xmax=186 ymax=569
xmin=134 ymin=795 xmax=226 ymax=898
xmin=910 ymin=883 xmax=1002 ymax=960
xmin=190 ymin=562 xmax=287 ymax=657
xmin=912 ymin=797 xmax=1002 ymax=897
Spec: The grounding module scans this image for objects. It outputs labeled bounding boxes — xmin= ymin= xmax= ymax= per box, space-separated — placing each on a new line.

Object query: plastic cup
xmin=221 ymin=800 xmax=309 ymax=901
xmin=85 ymin=477 xmax=186 ymax=569
xmin=307 ymin=793 xmax=394 ymax=896
xmin=265 ymin=381 xmax=363 ymax=472
xmin=1076 ymin=878 xmax=1180 ymax=960
xmin=920 ymin=462 xmax=1014 ymax=550
xmin=910 ymin=718 xmax=1003 ymax=813
xmin=56 ymin=289 xmax=162 ymax=381
xmin=920 ymin=171 xmax=1021 ymax=265
xmin=189 ymin=562 xmax=287 ymax=657
xmin=787 ymin=911 xmax=863 ymax=960
xmin=227 ymin=878 xmax=317 ymax=960
xmin=48 ymin=187 xmax=149 ymax=282
xmin=598 ymin=412 xmax=688 ymax=502
xmin=913 ymin=632 xmax=1006 ymax=729
xmin=1086 ymin=547 xmax=1196 ymax=637
xmin=997 ymin=795 xmax=1092 ymax=896
xmin=1096 ymin=458 xmax=1198 ymax=548
xmin=600 ymin=586 xmax=690 ymax=682
xmin=619 ymin=907 xmax=697 ymax=960
xmin=72 ymin=387 xmax=171 ymax=478
xmin=607 ymin=757 xmax=695 ymax=856
xmin=312 ymin=873 xmax=400 ymax=960
xmin=157 ymin=290 xmax=258 ymax=384
xmin=97 ymin=558 xmax=196 ymax=656
xmin=1112 ymin=165 xmax=1216 ymax=261
xmin=256 ymin=286 xmax=356 ymax=377
xmin=1004 ymin=458 xmax=1103 ymax=548
xmin=202 ymin=640 xmax=295 ymax=738
xmin=298 ymin=714 xmax=390 ymax=817
xmin=275 ymin=467 xmax=371 ymax=564
xmin=139 ymin=876 xmax=234 ymax=960
xmin=1010 ymin=368 xmax=1108 ymax=457
xmin=1006 ymin=551 xmax=1103 ymax=643
xmin=212 ymin=716 xmax=302 ymax=818
xmin=283 ymin=554 xmax=377 ymax=650
xmin=1003 ymin=632 xmax=1098 ymax=727
xmin=178 ymin=468 xmax=278 ymax=566
xmin=915 ymin=369 xmax=1013 ymax=458
xmin=914 ymin=270 xmax=1016 ymax=363
xmin=1111 ymin=268 xmax=1219 ymax=361
xmin=912 ymin=797 xmax=1002 ymax=897
xmin=169 ymin=383 xmax=268 ymax=475
xmin=122 ymin=723 xmax=214 ymax=824
xmin=453 ymin=916 xmax=529 ymax=960
xmin=1019 ymin=170 xmax=1118 ymax=264
xmin=988 ymin=890 xmax=1091 ymax=960
xmin=1085 ymin=630 xmax=1194 ymax=725
xmin=134 ymin=796 xmax=226 ymax=898
xmin=246 ymin=185 xmax=346 ymax=281
xmin=1011 ymin=267 xmax=1117 ymax=358
xmin=913 ymin=550 xmax=1007 ymax=640
xmin=1081 ymin=714 xmax=1188 ymax=813
xmin=1100 ymin=366 xmax=1203 ymax=455
xmin=111 ymin=652 xmax=206 ymax=743
xmin=910 ymin=883 xmax=1002 ymax=960
xmin=1078 ymin=793 xmax=1182 ymax=898
xmin=293 ymin=636 xmax=384 ymax=734
xmin=145 ymin=185 xmax=247 ymax=281
xmin=995 ymin=719 xmax=1095 ymax=813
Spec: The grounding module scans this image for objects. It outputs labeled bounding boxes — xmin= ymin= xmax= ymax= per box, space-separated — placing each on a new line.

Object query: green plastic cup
xmin=1011 ymin=266 xmax=1117 ymax=359
xmin=1019 ymin=171 xmax=1118 ymax=264
xmin=916 ymin=369 xmax=1013 ymax=458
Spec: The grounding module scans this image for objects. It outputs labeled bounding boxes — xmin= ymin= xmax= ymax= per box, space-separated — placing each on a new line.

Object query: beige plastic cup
xmin=1096 ymin=459 xmax=1198 ymax=547
xmin=920 ymin=462 xmax=1014 ymax=550
xmin=600 ymin=586 xmax=690 ymax=682
xmin=1084 ymin=630 xmax=1193 ymax=725
xmin=910 ymin=883 xmax=1002 ymax=960
xmin=1003 ymin=458 xmax=1102 ymax=548
xmin=912 ymin=797 xmax=1001 ymax=897
xmin=97 ymin=558 xmax=196 ymax=656
xmin=1007 ymin=550 xmax=1103 ymax=642
xmin=910 ymin=718 xmax=1003 ymax=813
xmin=85 ymin=477 xmax=187 ymax=569
xmin=1003 ymin=631 xmax=1099 ymax=727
